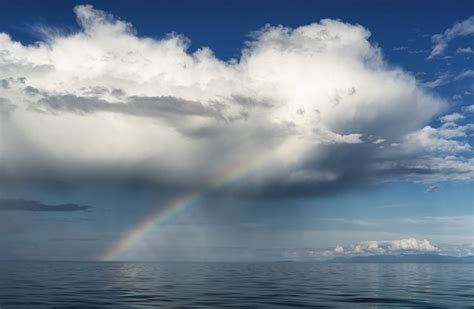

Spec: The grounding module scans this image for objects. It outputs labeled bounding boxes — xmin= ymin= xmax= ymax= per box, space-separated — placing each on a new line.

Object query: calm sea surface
xmin=0 ymin=261 xmax=472 ymax=308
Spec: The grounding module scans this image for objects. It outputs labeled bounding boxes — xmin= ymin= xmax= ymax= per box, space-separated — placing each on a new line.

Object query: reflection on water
xmin=0 ymin=261 xmax=473 ymax=307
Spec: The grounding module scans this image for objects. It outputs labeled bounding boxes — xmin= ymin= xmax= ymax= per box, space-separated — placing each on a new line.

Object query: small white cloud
xmin=456 ymin=47 xmax=474 ymax=54
xmin=403 ymin=125 xmax=471 ymax=154
xmin=420 ymin=73 xmax=450 ymax=88
xmin=403 ymin=215 xmax=474 ymax=225
xmin=438 ymin=122 xmax=474 ymax=139
xmin=463 ymin=105 xmax=474 ymax=113
xmin=439 ymin=112 xmax=465 ymax=123
xmin=428 ymin=16 xmax=474 ymax=59
xmin=425 ymin=185 xmax=439 ymax=193
xmin=407 ymin=49 xmax=427 ymax=54
xmin=393 ymin=46 xmax=408 ymax=51
xmin=373 ymin=138 xmax=385 ymax=145
xmin=455 ymin=69 xmax=474 ymax=80
xmin=389 ymin=238 xmax=437 ymax=251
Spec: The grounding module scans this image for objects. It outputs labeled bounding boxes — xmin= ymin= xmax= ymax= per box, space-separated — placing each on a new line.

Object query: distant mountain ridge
xmin=328 ymin=254 xmax=474 ymax=263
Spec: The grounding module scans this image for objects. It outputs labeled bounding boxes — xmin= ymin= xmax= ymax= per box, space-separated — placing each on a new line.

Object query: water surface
xmin=0 ymin=261 xmax=472 ymax=308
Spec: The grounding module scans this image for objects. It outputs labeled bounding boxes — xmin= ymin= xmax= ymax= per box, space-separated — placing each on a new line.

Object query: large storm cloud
xmin=0 ymin=5 xmax=471 ymax=196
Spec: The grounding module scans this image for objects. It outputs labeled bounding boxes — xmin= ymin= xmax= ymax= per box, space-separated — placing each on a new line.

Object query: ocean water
xmin=0 ymin=261 xmax=473 ymax=308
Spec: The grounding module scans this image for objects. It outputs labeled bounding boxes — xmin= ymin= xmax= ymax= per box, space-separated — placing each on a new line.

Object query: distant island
xmin=327 ymin=254 xmax=474 ymax=264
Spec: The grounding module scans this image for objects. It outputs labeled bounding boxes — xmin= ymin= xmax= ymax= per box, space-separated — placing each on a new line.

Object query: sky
xmin=0 ymin=0 xmax=473 ymax=261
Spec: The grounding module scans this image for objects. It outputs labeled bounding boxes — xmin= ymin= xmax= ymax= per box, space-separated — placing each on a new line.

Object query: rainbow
xmin=100 ymin=155 xmax=268 ymax=261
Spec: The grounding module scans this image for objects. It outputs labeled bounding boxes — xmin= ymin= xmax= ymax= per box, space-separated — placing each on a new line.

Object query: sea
xmin=0 ymin=261 xmax=472 ymax=308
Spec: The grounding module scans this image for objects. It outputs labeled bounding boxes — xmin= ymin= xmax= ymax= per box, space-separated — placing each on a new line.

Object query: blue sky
xmin=0 ymin=0 xmax=472 ymax=261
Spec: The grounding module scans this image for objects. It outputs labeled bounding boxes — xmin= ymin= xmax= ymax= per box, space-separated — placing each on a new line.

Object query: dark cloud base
xmin=0 ymin=199 xmax=92 ymax=212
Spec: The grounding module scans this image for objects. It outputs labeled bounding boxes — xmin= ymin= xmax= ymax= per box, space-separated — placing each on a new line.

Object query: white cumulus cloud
xmin=333 ymin=238 xmax=437 ymax=256
xmin=0 ymin=5 xmax=470 ymax=196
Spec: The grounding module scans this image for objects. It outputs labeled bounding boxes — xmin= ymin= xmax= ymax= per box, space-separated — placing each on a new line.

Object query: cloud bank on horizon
xmin=0 ymin=5 xmax=473 ymax=197
xmin=285 ymin=238 xmax=474 ymax=260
